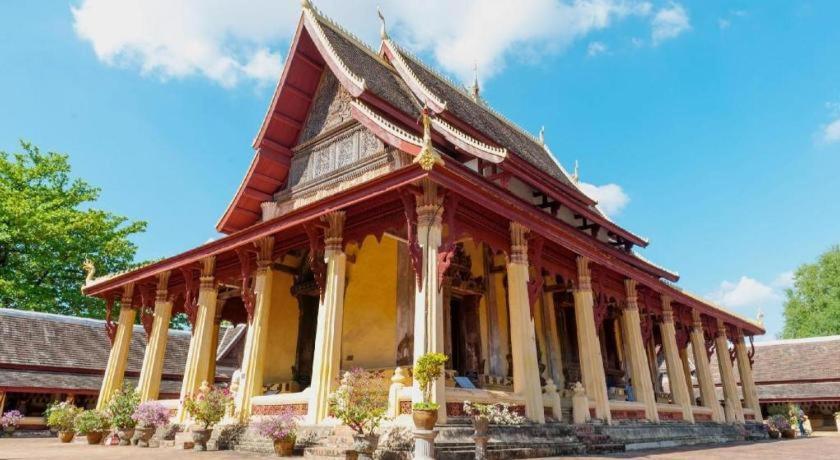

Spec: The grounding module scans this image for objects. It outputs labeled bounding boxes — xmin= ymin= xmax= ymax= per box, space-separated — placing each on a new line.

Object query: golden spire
xmin=413 ymin=106 xmax=444 ymax=171
xmin=572 ymin=160 xmax=580 ymax=183
xmin=377 ymin=6 xmax=388 ymax=40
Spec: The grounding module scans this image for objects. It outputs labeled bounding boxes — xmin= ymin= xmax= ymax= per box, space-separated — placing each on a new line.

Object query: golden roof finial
xmin=83 ymin=259 xmax=96 ymax=285
xmin=413 ymin=106 xmax=444 ymax=171
xmin=572 ymin=160 xmax=580 ymax=183
xmin=301 ymin=0 xmax=313 ymax=10
xmin=377 ymin=6 xmax=388 ymax=40
xmin=756 ymin=307 xmax=765 ymax=326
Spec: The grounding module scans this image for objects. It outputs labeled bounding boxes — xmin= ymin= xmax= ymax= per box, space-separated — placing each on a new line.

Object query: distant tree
xmin=781 ymin=246 xmax=840 ymax=338
xmin=0 ymin=141 xmax=146 ymax=319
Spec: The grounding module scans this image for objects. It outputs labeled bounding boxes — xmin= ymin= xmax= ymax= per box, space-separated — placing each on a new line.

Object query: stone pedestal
xmin=413 ymin=429 xmax=438 ymax=460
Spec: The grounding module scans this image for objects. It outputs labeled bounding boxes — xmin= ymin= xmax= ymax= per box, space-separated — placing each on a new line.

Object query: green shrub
xmin=106 ymin=386 xmax=140 ymax=430
xmin=412 ymin=353 xmax=447 ymax=410
xmin=74 ymin=410 xmax=111 ymax=434
xmin=45 ymin=402 xmax=81 ymax=432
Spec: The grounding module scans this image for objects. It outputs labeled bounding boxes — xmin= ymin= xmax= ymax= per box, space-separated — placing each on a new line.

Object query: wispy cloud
xmin=817 ymin=101 xmax=840 ymax=145
xmin=587 ymin=41 xmax=608 ymax=57
xmin=651 ymin=2 xmax=690 ymax=45
xmin=72 ymin=0 xmax=690 ymax=88
xmin=707 ymin=271 xmax=792 ymax=339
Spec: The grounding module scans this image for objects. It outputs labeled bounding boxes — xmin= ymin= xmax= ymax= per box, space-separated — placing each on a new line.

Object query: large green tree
xmin=0 ymin=141 xmax=146 ymax=318
xmin=781 ymin=246 xmax=840 ymax=338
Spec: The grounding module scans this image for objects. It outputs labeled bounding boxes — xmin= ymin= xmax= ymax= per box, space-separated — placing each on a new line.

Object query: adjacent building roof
xmin=709 ymin=335 xmax=840 ymax=402
xmin=0 ymin=308 xmax=233 ymax=396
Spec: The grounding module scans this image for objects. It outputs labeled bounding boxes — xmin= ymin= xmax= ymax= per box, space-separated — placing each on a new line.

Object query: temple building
xmin=81 ymin=0 xmax=765 ymax=439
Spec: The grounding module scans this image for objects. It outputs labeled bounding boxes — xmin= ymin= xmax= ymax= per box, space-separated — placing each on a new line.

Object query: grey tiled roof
xmin=0 ymin=369 xmax=181 ymax=396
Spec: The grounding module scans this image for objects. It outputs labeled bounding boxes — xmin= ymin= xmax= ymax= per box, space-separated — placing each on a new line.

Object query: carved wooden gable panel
xmin=299 ymin=71 xmax=353 ymax=144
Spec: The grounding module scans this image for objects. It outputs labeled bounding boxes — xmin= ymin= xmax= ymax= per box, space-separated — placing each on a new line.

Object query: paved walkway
xmin=1 ymin=433 xmax=838 ymax=459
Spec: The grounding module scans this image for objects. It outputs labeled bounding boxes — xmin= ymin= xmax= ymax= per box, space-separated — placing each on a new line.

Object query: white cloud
xmin=717 ymin=18 xmax=731 ymax=30
xmin=587 ymin=41 xmax=608 ymax=57
xmin=651 ymin=2 xmax=690 ymax=45
xmin=773 ymin=271 xmax=795 ymax=289
xmin=578 ymin=182 xmax=630 ymax=216
xmin=71 ymin=0 xmax=673 ymax=88
xmin=821 ymin=118 xmax=840 ymax=144
xmin=707 ymin=271 xmax=792 ymax=339
xmin=71 ymin=0 xmax=296 ymax=87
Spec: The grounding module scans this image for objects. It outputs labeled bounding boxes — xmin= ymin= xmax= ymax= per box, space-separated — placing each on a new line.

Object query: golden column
xmin=96 ymin=283 xmax=136 ymax=410
xmin=620 ymin=279 xmax=658 ymax=421
xmin=734 ymin=331 xmax=761 ymax=416
xmin=505 ymin=223 xmax=545 ymax=423
xmin=205 ymin=302 xmax=224 ymax=386
xmin=236 ymin=238 xmax=275 ymax=421
xmin=679 ymin=346 xmax=695 ymax=404
xmin=573 ymin=257 xmax=611 ymax=423
xmin=177 ymin=257 xmax=218 ymax=422
xmin=137 ymin=271 xmax=173 ymax=401
xmin=411 ymin=180 xmax=447 ymax=423
xmin=542 ymin=275 xmax=565 ymax=389
xmin=715 ymin=320 xmax=745 ymax=423
xmin=307 ymin=211 xmax=347 ymax=424
xmin=659 ymin=297 xmax=694 ymax=422
xmin=689 ymin=310 xmax=724 ymax=422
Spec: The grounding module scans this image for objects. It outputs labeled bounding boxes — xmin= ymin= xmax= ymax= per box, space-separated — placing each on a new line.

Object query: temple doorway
xmin=294 ymin=295 xmax=319 ymax=388
xmin=449 ymin=294 xmax=483 ymax=382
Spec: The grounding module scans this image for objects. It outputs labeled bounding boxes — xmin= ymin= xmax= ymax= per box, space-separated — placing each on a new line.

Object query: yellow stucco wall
xmin=263 ymin=268 xmax=300 ymax=383
xmin=341 ymin=235 xmax=398 ymax=370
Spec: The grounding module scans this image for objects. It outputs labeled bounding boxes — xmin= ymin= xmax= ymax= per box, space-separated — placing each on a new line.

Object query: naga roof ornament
xmin=413 ymin=106 xmax=444 ymax=171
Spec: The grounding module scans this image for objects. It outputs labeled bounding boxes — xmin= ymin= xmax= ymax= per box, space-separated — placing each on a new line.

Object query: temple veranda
xmin=81 ymin=0 xmax=765 ymax=438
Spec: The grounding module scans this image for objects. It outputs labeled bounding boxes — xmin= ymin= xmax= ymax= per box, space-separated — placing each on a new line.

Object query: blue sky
xmin=1 ymin=1 xmax=838 ymax=339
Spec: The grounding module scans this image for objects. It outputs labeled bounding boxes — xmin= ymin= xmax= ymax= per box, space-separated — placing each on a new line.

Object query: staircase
xmin=434 ymin=422 xmax=586 ymax=460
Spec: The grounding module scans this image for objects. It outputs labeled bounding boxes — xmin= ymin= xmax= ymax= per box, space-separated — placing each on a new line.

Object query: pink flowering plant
xmin=2 ymin=410 xmax=23 ymax=429
xmin=183 ymin=386 xmax=233 ymax=430
xmin=462 ymin=401 xmax=526 ymax=425
xmin=132 ymin=401 xmax=170 ymax=428
xmin=328 ymin=368 xmax=389 ymax=436
xmin=254 ymin=411 xmax=299 ymax=442
xmin=768 ymin=414 xmax=791 ymax=432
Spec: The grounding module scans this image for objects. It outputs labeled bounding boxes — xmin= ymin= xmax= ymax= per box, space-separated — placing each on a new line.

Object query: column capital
xmin=691 ymin=308 xmax=703 ymax=329
xmin=575 ymin=256 xmax=591 ymax=291
xmin=509 ymin=222 xmax=529 ymax=265
xmin=200 ymin=256 xmax=216 ymax=290
xmin=416 ymin=179 xmax=443 ymax=228
xmin=623 ymin=279 xmax=638 ymax=309
xmin=155 ymin=271 xmax=171 ymax=301
xmin=321 ymin=210 xmax=346 ymax=254
xmin=661 ymin=296 xmax=674 ymax=323
xmin=121 ymin=283 xmax=135 ymax=309
xmin=254 ymin=236 xmax=275 ymax=271
xmin=715 ymin=318 xmax=729 ymax=338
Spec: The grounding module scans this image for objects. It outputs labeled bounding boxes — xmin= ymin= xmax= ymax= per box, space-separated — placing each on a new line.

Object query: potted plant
xmin=1 ymin=410 xmax=23 ymax=437
xmin=131 ymin=401 xmax=170 ymax=447
xmin=183 ymin=384 xmax=233 ymax=451
xmin=768 ymin=414 xmax=793 ymax=439
xmin=45 ymin=401 xmax=81 ymax=443
xmin=74 ymin=409 xmax=111 ymax=444
xmin=328 ymin=369 xmax=389 ymax=460
xmin=463 ymin=401 xmax=526 ymax=433
xmin=411 ymin=353 xmax=448 ymax=430
xmin=254 ymin=412 xmax=299 ymax=456
xmin=106 ymin=386 xmax=140 ymax=445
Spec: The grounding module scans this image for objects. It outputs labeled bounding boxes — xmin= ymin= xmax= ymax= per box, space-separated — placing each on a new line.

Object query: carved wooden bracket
xmin=593 ymin=292 xmax=609 ymax=331
xmin=640 ymin=308 xmax=654 ymax=345
xmin=236 ymin=247 xmax=255 ymax=323
xmin=436 ymin=193 xmax=461 ymax=290
xmin=303 ymin=223 xmax=326 ymax=299
xmin=138 ymin=284 xmax=155 ymax=338
xmin=399 ymin=189 xmax=423 ymax=288
xmin=748 ymin=335 xmax=755 ymax=366
xmin=104 ymin=293 xmax=117 ymax=346
xmin=527 ymin=234 xmax=545 ymax=308
xmin=180 ymin=266 xmax=199 ymax=328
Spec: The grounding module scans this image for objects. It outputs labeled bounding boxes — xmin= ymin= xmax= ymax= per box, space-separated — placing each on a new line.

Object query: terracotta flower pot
xmin=136 ymin=425 xmax=156 ymax=447
xmin=85 ymin=431 xmax=105 ymax=445
xmin=352 ymin=434 xmax=379 ymax=460
xmin=273 ymin=436 xmax=296 ymax=456
xmin=412 ymin=408 xmax=438 ymax=430
xmin=58 ymin=431 xmax=75 ymax=443
xmin=192 ymin=428 xmax=212 ymax=451
xmin=781 ymin=428 xmax=796 ymax=439
xmin=117 ymin=428 xmax=135 ymax=446
xmin=768 ymin=429 xmax=781 ymax=439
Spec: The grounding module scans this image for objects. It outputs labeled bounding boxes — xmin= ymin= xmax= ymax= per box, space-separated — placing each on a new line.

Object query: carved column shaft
xmin=411 ymin=180 xmax=447 ymax=423
xmin=659 ymin=297 xmax=694 ymax=422
xmin=138 ymin=271 xmax=173 ymax=402
xmin=621 ymin=279 xmax=658 ymax=421
xmin=715 ymin=320 xmax=744 ymax=423
xmin=505 ymin=222 xmax=544 ymax=423
xmin=237 ymin=239 xmax=275 ymax=421
xmin=734 ymin=333 xmax=761 ymax=416
xmin=689 ymin=310 xmax=724 ymax=422
xmin=96 ymin=283 xmax=136 ymax=410
xmin=307 ymin=211 xmax=347 ymax=424
xmin=572 ymin=257 xmax=611 ymax=423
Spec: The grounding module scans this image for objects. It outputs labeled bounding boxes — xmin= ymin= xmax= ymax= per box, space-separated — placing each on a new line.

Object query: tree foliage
xmin=0 ymin=141 xmax=146 ymax=318
xmin=781 ymin=246 xmax=840 ymax=338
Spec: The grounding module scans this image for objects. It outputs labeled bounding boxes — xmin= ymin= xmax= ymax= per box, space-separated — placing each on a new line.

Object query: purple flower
xmin=131 ymin=402 xmax=170 ymax=428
